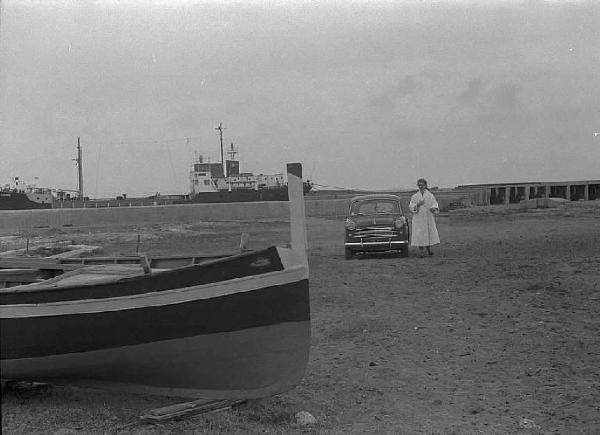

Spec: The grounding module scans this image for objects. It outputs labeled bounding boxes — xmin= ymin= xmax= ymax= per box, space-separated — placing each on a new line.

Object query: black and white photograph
xmin=1 ymin=0 xmax=599 ymax=433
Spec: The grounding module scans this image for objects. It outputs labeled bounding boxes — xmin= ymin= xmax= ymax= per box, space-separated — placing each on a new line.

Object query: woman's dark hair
xmin=417 ymin=178 xmax=428 ymax=187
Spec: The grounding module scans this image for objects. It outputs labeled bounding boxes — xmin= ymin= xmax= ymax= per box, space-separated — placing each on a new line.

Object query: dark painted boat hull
xmin=0 ymin=247 xmax=310 ymax=399
xmin=2 ymin=322 xmax=309 ymax=399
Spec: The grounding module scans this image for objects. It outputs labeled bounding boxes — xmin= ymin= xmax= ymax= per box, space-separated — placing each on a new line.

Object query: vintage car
xmin=344 ymin=194 xmax=410 ymax=259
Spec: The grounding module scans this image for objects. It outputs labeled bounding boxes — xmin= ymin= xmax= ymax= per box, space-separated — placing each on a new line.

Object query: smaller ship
xmin=179 ymin=125 xmax=312 ymax=204
xmin=0 ymin=178 xmax=54 ymax=210
xmin=1 ymin=139 xmax=83 ymax=211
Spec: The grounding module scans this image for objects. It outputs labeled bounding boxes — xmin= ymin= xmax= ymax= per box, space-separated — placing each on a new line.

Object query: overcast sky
xmin=1 ymin=0 xmax=599 ymax=197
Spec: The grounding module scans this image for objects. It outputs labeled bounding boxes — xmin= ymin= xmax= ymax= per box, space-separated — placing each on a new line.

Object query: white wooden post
xmin=140 ymin=255 xmax=152 ymax=274
xmin=239 ymin=232 xmax=250 ymax=252
xmin=287 ymin=163 xmax=308 ymax=265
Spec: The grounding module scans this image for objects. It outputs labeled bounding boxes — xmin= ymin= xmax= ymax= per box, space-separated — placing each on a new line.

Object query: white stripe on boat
xmin=1 ymin=264 xmax=307 ymax=318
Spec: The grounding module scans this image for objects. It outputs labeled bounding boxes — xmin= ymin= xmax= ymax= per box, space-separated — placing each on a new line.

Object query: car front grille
xmin=352 ymin=226 xmax=398 ymax=239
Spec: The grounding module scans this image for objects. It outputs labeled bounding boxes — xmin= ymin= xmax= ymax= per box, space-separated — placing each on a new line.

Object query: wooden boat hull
xmin=0 ymin=247 xmax=310 ymax=399
xmin=2 ymin=319 xmax=309 ymax=399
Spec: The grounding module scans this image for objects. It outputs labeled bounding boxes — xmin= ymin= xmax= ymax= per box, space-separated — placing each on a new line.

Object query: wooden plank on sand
xmin=139 ymin=399 xmax=244 ymax=423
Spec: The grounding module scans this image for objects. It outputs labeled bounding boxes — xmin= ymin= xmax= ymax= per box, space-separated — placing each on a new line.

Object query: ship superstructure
xmin=189 ymin=149 xmax=287 ymax=197
xmin=184 ymin=125 xmax=310 ymax=203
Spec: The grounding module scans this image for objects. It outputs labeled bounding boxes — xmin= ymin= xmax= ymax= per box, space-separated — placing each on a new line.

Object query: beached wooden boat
xmin=0 ymin=163 xmax=310 ymax=400
xmin=0 ymin=252 xmax=237 ymax=288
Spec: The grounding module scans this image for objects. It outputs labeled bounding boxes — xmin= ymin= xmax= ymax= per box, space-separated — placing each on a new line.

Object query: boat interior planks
xmin=21 ymin=264 xmax=158 ymax=288
xmin=0 ymin=163 xmax=311 ymax=400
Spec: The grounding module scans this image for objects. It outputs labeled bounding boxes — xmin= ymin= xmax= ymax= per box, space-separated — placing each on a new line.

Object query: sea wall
xmin=0 ymin=191 xmax=480 ymax=232
xmin=0 ymin=200 xmax=348 ymax=232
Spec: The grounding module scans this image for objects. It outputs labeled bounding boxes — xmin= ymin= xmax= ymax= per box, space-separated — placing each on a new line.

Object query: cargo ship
xmin=176 ymin=124 xmax=312 ymax=204
xmin=177 ymin=154 xmax=312 ymax=204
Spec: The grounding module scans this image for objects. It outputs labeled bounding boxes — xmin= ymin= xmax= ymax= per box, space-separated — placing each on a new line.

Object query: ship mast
xmin=74 ymin=137 xmax=83 ymax=199
xmin=215 ymin=122 xmax=226 ymax=176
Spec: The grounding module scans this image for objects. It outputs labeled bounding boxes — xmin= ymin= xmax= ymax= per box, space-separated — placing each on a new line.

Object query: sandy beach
xmin=2 ymin=201 xmax=599 ymax=433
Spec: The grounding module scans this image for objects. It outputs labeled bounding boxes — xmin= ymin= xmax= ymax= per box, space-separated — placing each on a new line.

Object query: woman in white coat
xmin=409 ymin=178 xmax=440 ymax=258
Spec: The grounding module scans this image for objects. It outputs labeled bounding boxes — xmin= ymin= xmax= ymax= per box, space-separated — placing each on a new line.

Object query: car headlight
xmin=345 ymin=219 xmax=356 ymax=230
xmin=394 ymin=216 xmax=407 ymax=228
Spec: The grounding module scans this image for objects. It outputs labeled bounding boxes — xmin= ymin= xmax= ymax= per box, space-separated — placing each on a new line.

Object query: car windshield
xmin=350 ymin=199 xmax=400 ymax=215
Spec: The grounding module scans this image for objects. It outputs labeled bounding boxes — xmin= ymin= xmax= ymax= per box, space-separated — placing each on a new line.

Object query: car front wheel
xmin=399 ymin=245 xmax=409 ymax=258
xmin=345 ymin=247 xmax=353 ymax=260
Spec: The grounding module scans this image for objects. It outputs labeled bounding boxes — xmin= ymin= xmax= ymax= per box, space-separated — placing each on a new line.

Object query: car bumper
xmin=345 ymin=240 xmax=408 ymax=250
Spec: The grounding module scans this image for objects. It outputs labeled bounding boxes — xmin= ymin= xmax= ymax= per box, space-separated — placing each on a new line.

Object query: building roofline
xmin=457 ymin=180 xmax=600 ymax=188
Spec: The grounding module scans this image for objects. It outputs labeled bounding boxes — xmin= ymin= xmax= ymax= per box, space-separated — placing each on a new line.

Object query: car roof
xmin=349 ymin=193 xmax=401 ymax=202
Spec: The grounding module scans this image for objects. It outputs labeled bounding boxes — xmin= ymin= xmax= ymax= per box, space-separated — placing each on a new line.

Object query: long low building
xmin=456 ymin=180 xmax=600 ymax=205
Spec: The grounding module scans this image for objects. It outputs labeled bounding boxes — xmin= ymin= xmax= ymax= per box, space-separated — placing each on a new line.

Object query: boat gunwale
xmin=0 ymin=246 xmax=282 ymax=296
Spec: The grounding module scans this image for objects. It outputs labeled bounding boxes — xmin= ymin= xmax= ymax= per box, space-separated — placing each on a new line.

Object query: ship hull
xmin=179 ymin=183 xmax=312 ymax=204
xmin=0 ymin=191 xmax=52 ymax=210
xmin=179 ymin=187 xmax=289 ymax=204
